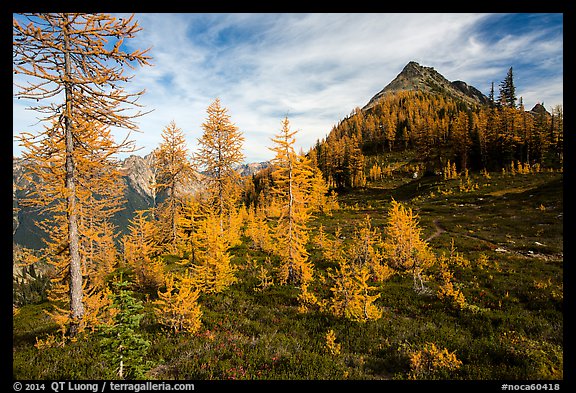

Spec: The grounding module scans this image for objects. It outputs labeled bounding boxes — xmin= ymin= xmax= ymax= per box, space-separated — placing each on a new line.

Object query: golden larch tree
xmin=245 ymin=206 xmax=274 ymax=253
xmin=195 ymin=98 xmax=245 ymax=234
xmin=381 ymin=199 xmax=435 ymax=293
xmin=154 ymin=120 xmax=196 ymax=253
xmin=13 ymin=13 xmax=151 ymax=336
xmin=269 ymin=117 xmax=315 ymax=291
xmin=154 ymin=273 xmax=202 ymax=334
xmin=176 ymin=195 xmax=203 ymax=264
xmin=328 ymin=259 xmax=382 ymax=322
xmin=190 ymin=213 xmax=238 ymax=294
xmin=122 ymin=210 xmax=165 ymax=292
xmin=19 ymin=119 xmax=127 ymax=336
xmin=349 ymin=215 xmax=395 ymax=283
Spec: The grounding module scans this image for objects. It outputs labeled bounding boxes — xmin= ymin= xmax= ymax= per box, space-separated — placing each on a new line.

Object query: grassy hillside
xmin=13 ymin=169 xmax=563 ymax=381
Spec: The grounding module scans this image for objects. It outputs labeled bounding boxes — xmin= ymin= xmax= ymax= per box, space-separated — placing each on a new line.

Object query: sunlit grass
xmin=13 ymin=171 xmax=563 ymax=380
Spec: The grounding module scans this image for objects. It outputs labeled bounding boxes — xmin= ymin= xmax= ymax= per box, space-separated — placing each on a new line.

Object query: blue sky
xmin=13 ymin=13 xmax=563 ymax=163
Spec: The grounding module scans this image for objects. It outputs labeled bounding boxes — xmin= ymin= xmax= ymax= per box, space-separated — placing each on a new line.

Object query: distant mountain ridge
xmin=13 ymin=152 xmax=270 ymax=249
xmin=363 ymin=61 xmax=489 ymax=110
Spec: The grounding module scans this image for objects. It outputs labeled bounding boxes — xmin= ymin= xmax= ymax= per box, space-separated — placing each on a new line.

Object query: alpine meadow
xmin=13 ymin=13 xmax=564 ymax=386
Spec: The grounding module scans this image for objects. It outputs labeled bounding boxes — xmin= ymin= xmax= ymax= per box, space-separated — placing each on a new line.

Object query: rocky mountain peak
xmin=119 ymin=151 xmax=158 ymax=204
xmin=402 ymin=61 xmax=431 ymax=78
xmin=529 ymin=103 xmax=550 ymax=116
xmin=363 ymin=61 xmax=489 ymax=110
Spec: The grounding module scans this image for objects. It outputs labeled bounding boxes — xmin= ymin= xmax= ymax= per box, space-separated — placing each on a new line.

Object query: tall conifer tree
xmin=13 ymin=13 xmax=150 ymax=335
xmin=154 ymin=121 xmax=196 ymax=253
xmin=498 ymin=66 xmax=517 ymax=109
xmin=195 ymin=98 xmax=245 ymax=233
xmin=269 ymin=117 xmax=315 ymax=287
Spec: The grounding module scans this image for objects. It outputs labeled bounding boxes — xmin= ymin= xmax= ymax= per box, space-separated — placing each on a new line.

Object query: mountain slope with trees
xmin=310 ymin=62 xmax=563 ymax=190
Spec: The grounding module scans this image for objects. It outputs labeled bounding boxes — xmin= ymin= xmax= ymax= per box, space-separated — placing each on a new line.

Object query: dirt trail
xmin=425 ymin=220 xmax=445 ymax=242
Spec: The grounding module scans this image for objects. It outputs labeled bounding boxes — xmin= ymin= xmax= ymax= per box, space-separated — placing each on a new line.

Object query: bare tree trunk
xmin=287 ymin=151 xmax=295 ymax=283
xmin=63 ymin=18 xmax=84 ymax=336
xmin=170 ymin=180 xmax=177 ymax=252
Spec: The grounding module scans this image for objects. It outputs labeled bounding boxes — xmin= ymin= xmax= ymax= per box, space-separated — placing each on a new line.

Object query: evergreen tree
xmin=498 ymin=66 xmax=517 ymax=109
xmin=99 ymin=277 xmax=152 ymax=380
xmin=488 ymin=81 xmax=495 ymax=107
xmin=550 ymin=105 xmax=563 ymax=167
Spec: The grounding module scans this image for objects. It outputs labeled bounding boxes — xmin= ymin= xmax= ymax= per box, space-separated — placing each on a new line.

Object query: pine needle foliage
xmin=99 ymin=276 xmax=152 ymax=380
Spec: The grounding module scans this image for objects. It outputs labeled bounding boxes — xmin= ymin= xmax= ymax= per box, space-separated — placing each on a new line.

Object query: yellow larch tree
xmin=13 ymin=13 xmax=151 ymax=336
xmin=307 ymin=149 xmax=336 ymax=215
xmin=452 ymin=111 xmax=472 ymax=171
xmin=176 ymin=195 xmax=203 ymax=264
xmin=254 ymin=258 xmax=275 ymax=292
xmin=80 ymin=219 xmax=119 ymax=291
xmin=315 ymin=224 xmax=345 ymax=264
xmin=154 ymin=274 xmax=202 ymax=334
xmin=381 ymin=199 xmax=435 ymax=294
xmin=308 ymin=163 xmax=335 ymax=216
xmin=19 ymin=120 xmax=126 ymax=337
xmin=408 ymin=342 xmax=463 ymax=379
xmin=328 ymin=259 xmax=382 ymax=322
xmin=325 ymin=329 xmax=341 ymax=356
xmin=245 ymin=206 xmax=274 ymax=253
xmin=313 ymin=224 xmax=329 ymax=251
xmin=189 ymin=213 xmax=238 ymax=294
xmin=122 ymin=210 xmax=165 ymax=292
xmin=348 ymin=215 xmax=394 ymax=282
xmin=436 ymin=255 xmax=467 ymax=310
xmin=195 ymin=98 xmax=245 ymax=240
xmin=435 ymin=239 xmax=469 ymax=310
xmin=352 ymin=266 xmax=384 ymax=321
xmin=269 ymin=117 xmax=315 ymax=289
xmin=368 ymin=163 xmax=383 ymax=182
xmin=154 ymin=120 xmax=196 ymax=254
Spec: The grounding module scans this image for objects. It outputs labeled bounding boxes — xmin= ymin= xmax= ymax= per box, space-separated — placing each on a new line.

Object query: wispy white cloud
xmin=13 ymin=13 xmax=563 ymax=163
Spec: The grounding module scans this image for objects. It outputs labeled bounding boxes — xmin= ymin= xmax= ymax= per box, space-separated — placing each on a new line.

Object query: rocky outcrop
xmin=450 ymin=80 xmax=489 ymax=105
xmin=119 ymin=152 xmax=158 ymax=206
xmin=236 ymin=161 xmax=271 ymax=177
